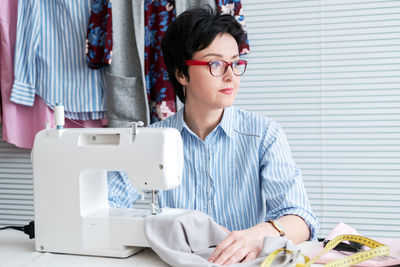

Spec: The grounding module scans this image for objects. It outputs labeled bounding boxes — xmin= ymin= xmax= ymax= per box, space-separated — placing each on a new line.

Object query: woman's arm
xmin=272 ymin=214 xmax=310 ymax=243
xmin=208 ymin=214 xmax=310 ymax=265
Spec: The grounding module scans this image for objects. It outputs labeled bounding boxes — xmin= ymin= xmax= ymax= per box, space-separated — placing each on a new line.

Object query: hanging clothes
xmin=0 ymin=0 xmax=103 ymax=149
xmin=216 ymin=0 xmax=250 ymax=54
xmin=10 ymin=0 xmax=106 ymax=120
xmin=104 ymin=0 xmax=150 ymax=127
xmin=144 ymin=0 xmax=177 ymax=123
xmin=0 ymin=0 xmax=17 ymax=125
xmin=86 ymin=0 xmax=113 ymax=69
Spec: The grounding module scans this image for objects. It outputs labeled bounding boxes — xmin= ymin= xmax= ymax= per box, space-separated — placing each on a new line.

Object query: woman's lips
xmin=219 ymin=88 xmax=234 ymax=95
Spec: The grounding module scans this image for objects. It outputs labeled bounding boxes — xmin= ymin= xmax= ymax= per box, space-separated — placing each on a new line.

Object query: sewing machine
xmin=31 ymin=123 xmax=183 ymax=258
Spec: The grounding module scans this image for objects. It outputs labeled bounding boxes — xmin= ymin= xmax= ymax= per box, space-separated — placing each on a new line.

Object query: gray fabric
xmin=144 ymin=210 xmax=304 ymax=267
xmin=106 ymin=0 xmax=149 ymax=127
xmin=175 ymin=0 xmax=216 ymax=16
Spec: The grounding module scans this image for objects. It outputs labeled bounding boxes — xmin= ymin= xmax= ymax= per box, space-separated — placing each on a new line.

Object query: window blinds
xmin=237 ymin=0 xmax=400 ymax=238
xmin=0 ymin=127 xmax=33 ymax=227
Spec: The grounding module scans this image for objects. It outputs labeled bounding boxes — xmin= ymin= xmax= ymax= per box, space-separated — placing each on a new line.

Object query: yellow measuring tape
xmin=260 ymin=248 xmax=310 ymax=267
xmin=260 ymin=234 xmax=390 ymax=267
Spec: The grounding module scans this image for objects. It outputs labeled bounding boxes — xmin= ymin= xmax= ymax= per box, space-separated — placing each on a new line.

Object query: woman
xmin=108 ymin=6 xmax=319 ymax=265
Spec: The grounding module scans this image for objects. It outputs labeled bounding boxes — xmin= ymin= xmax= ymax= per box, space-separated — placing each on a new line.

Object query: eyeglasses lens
xmin=210 ymin=61 xmax=246 ymax=76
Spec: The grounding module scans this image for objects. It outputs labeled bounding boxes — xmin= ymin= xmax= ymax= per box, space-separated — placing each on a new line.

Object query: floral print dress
xmin=145 ymin=0 xmax=176 ymax=122
xmin=86 ymin=0 xmax=113 ymax=69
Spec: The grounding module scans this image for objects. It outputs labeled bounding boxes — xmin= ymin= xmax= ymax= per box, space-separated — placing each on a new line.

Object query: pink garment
xmin=0 ymin=0 xmax=104 ymax=149
xmin=310 ymin=223 xmax=400 ymax=266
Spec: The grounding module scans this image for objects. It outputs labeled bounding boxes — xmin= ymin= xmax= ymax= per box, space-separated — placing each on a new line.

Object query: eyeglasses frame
xmin=184 ymin=59 xmax=248 ymax=77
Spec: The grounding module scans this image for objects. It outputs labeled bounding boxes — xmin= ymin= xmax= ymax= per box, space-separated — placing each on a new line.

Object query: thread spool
xmin=54 ymin=104 xmax=65 ymax=129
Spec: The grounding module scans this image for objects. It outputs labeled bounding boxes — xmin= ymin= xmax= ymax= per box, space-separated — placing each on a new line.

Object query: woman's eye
xmin=210 ymin=61 xmax=223 ymax=68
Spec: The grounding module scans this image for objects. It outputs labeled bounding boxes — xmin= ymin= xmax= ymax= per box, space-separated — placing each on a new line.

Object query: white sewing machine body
xmin=32 ymin=127 xmax=183 ymax=257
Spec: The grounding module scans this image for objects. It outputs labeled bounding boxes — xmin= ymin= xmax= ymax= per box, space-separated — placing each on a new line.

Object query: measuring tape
xmin=260 ymin=234 xmax=390 ymax=267
xmin=260 ymin=248 xmax=310 ymax=267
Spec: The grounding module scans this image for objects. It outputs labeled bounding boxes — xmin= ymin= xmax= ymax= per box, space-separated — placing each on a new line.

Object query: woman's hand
xmin=208 ymin=222 xmax=278 ymax=265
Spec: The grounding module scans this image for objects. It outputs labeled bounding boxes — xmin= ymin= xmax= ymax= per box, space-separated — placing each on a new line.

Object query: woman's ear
xmin=175 ymin=70 xmax=188 ymax=86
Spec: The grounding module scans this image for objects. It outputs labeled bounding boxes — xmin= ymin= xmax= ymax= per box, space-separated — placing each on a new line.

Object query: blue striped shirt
xmin=10 ymin=0 xmax=106 ymax=120
xmin=108 ymin=106 xmax=319 ymax=240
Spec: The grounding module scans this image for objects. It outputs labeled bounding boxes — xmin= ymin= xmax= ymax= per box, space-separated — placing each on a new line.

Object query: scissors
xmin=322 ymin=239 xmax=364 ymax=252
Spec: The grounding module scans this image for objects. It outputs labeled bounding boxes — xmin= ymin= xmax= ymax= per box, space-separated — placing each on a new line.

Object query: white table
xmin=0 ymin=230 xmax=322 ymax=267
xmin=0 ymin=230 xmax=167 ymax=267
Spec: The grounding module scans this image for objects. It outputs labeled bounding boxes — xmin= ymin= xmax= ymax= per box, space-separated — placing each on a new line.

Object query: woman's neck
xmin=183 ymin=104 xmax=224 ymax=141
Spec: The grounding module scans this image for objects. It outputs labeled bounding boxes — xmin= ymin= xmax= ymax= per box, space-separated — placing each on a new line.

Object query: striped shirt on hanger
xmin=107 ymin=106 xmax=319 ymax=240
xmin=10 ymin=0 xmax=106 ymax=120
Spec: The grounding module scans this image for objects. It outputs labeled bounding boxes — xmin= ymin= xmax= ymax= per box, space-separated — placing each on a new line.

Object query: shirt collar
xmin=218 ymin=105 xmax=235 ymax=139
xmin=176 ymin=105 xmax=235 ymax=139
xmin=175 ymin=107 xmax=186 ymax=133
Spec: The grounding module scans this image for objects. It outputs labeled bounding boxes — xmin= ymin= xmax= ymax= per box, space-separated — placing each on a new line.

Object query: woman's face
xmin=178 ymin=33 xmax=241 ymax=111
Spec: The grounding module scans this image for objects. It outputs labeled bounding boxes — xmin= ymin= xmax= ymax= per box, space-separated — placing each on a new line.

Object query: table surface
xmin=0 ymin=230 xmax=323 ymax=267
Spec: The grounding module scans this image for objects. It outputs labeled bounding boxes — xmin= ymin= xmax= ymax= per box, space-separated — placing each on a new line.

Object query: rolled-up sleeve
xmin=260 ymin=119 xmax=320 ymax=240
xmin=107 ymin=171 xmax=140 ymax=208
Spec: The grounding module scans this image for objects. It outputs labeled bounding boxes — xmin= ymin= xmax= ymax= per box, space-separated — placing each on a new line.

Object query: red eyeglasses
xmin=185 ymin=60 xmax=248 ymax=77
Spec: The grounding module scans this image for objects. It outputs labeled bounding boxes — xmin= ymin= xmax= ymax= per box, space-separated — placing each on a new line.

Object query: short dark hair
xmin=161 ymin=6 xmax=246 ymax=103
